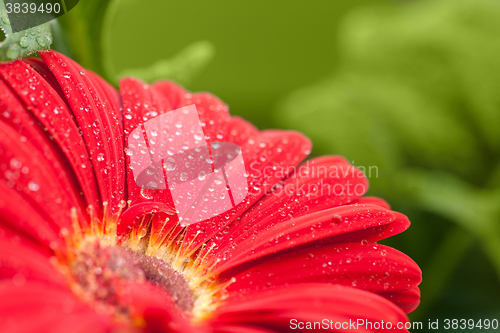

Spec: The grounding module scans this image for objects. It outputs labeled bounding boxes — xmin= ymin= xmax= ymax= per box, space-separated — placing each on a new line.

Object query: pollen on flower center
xmin=57 ymin=204 xmax=232 ymax=324
xmin=68 ymin=239 xmax=194 ymax=320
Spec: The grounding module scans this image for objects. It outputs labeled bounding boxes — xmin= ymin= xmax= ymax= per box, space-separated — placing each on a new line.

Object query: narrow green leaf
xmin=398 ymin=169 xmax=500 ymax=280
xmin=101 ymin=0 xmax=214 ymax=85
xmin=0 ymin=0 xmax=52 ymax=61
xmin=115 ymin=41 xmax=215 ymax=85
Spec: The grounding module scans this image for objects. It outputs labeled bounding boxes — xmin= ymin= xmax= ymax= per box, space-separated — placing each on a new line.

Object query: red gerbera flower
xmin=0 ymin=50 xmax=421 ymax=333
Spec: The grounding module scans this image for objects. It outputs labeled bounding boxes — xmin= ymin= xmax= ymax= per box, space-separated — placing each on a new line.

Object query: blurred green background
xmin=57 ymin=0 xmax=500 ymax=330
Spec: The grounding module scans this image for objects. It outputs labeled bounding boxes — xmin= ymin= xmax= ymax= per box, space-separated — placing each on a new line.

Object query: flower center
xmin=59 ymin=206 xmax=233 ymax=324
xmin=69 ymin=240 xmax=194 ymax=320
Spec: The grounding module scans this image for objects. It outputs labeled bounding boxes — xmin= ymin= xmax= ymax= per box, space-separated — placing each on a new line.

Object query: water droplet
xmin=331 ymin=215 xmax=342 ymax=223
xmin=36 ymin=37 xmax=46 ymax=47
xmin=6 ymin=46 xmax=20 ymax=59
xmin=20 ymin=37 xmax=29 ymax=48
xmin=146 ymin=181 xmax=158 ymax=188
xmin=140 ymin=188 xmax=154 ymax=199
xmin=12 ymin=273 xmax=26 ymax=286
xmin=137 ymin=227 xmax=148 ymax=238
xmin=164 ymin=161 xmax=176 ymax=171
xmin=28 ymin=181 xmax=40 ymax=192
xmin=10 ymin=158 xmax=22 ymax=169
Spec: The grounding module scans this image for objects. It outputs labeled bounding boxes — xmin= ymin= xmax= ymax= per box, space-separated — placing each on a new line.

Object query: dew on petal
xmin=28 ymin=181 xmax=40 ymax=192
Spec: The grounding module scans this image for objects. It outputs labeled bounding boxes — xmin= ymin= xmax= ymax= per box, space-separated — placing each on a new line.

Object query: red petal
xmin=182 ymin=130 xmax=312 ymax=255
xmin=153 ymin=83 xmax=258 ymax=146
xmin=210 ymin=283 xmax=409 ymax=332
xmin=212 ymin=325 xmax=277 ymax=333
xmin=352 ymin=196 xmax=391 ymax=209
xmin=223 ymin=116 xmax=259 ymax=146
xmin=0 ymin=76 xmax=87 ymax=223
xmin=119 ymin=79 xmax=312 ymax=250
xmin=39 ymin=50 xmax=126 ymax=218
xmin=209 ymin=156 xmax=369 ymax=259
xmin=50 ymin=312 xmax=118 ymax=333
xmin=210 ymin=204 xmax=409 ymax=274
xmin=179 ymin=92 xmax=231 ymax=142
xmin=117 ymin=202 xmax=176 ymax=237
xmin=0 ymin=224 xmax=54 ymax=254
xmin=119 ymin=78 xmax=186 ymax=242
xmin=0 ymin=120 xmax=82 ymax=231
xmin=378 ymin=287 xmax=421 ymax=314
xmin=221 ymin=243 xmax=421 ymax=313
xmin=120 ymin=77 xmax=173 ymax=136
xmin=152 ymin=80 xmax=188 ymax=110
xmin=0 ymin=281 xmax=114 ymax=333
xmin=0 ymin=232 xmax=65 ymax=285
xmin=119 ymin=281 xmax=200 ymax=333
xmin=0 ymin=183 xmax=62 ymax=248
xmin=0 ymin=60 xmax=101 ymax=216
xmin=86 ymin=71 xmax=123 ymax=132
xmin=120 ymin=77 xmax=174 ymax=207
xmin=22 ymin=57 xmax=70 ymax=107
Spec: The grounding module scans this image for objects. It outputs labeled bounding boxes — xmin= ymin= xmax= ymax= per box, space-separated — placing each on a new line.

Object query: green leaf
xmin=276 ymin=0 xmax=500 ymax=193
xmin=100 ymin=0 xmax=214 ymax=85
xmin=275 ymin=73 xmax=403 ymax=197
xmin=0 ymin=0 xmax=52 ymax=61
xmin=340 ymin=0 xmax=500 ymax=154
xmin=398 ymin=168 xmax=500 ymax=280
xmin=115 ymin=40 xmax=215 ymax=85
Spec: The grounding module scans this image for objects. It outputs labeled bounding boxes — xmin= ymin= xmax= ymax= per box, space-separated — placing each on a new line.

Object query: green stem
xmin=55 ymin=0 xmax=113 ymax=79
xmin=400 ymin=170 xmax=500 ymax=282
xmin=60 ymin=0 xmax=68 ymax=13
